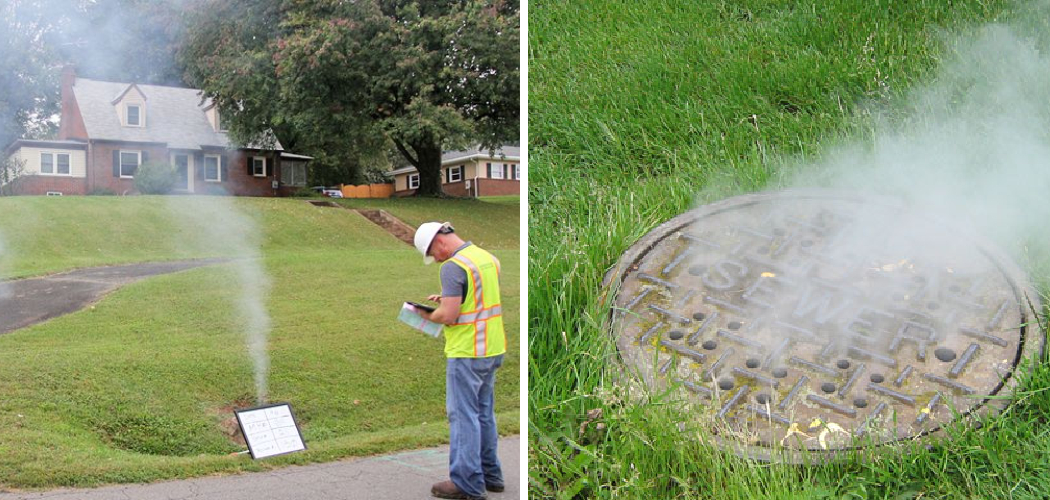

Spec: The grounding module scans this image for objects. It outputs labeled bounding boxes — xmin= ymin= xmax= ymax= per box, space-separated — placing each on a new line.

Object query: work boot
xmin=486 ymin=482 xmax=505 ymax=492
xmin=431 ymin=480 xmax=486 ymax=500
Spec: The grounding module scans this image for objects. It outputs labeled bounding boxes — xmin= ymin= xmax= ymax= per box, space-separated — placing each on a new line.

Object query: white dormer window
xmin=125 ymin=104 xmax=142 ymax=127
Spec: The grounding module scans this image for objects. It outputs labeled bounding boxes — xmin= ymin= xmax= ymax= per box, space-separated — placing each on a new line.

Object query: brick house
xmin=390 ymin=146 xmax=520 ymax=197
xmin=2 ymin=67 xmax=311 ymax=196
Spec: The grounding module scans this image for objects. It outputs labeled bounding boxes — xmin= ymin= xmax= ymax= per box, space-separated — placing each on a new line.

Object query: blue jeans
xmin=447 ymin=355 xmax=504 ymax=497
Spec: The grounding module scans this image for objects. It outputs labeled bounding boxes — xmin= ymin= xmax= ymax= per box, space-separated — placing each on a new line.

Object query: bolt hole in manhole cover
xmin=605 ymin=190 xmax=1044 ymax=462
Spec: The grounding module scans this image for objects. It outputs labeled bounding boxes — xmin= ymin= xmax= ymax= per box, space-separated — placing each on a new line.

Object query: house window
xmin=120 ymin=151 xmax=140 ymax=178
xmin=58 ymin=154 xmax=71 ymax=175
xmin=126 ymin=104 xmax=142 ymax=127
xmin=489 ymin=162 xmax=504 ymax=179
xmin=280 ymin=162 xmax=307 ymax=186
xmin=252 ymin=157 xmax=266 ymax=177
xmin=40 ymin=152 xmax=71 ymax=175
xmin=447 ymin=165 xmax=463 ymax=183
xmin=204 ymin=155 xmax=221 ymax=182
xmin=408 ymin=173 xmax=420 ymax=189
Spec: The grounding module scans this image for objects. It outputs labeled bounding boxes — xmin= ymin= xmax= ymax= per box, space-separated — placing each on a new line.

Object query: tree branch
xmin=393 ymin=139 xmax=420 ymax=168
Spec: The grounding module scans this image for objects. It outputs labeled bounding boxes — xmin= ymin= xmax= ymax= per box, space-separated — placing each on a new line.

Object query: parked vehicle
xmin=311 ymin=186 xmax=344 ymax=198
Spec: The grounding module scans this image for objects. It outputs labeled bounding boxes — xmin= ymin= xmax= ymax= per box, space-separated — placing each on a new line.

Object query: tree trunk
xmin=410 ymin=140 xmax=444 ymax=197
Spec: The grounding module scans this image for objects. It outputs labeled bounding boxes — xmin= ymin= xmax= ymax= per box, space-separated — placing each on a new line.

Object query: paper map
xmin=398 ymin=302 xmax=443 ymax=337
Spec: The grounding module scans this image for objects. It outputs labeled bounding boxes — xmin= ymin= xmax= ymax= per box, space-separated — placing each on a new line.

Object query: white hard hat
xmin=413 ymin=221 xmax=452 ymax=265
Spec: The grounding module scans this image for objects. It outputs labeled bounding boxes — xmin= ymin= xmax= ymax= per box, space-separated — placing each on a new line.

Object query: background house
xmin=2 ymin=67 xmax=310 ymax=196
xmin=390 ymin=146 xmax=521 ymax=197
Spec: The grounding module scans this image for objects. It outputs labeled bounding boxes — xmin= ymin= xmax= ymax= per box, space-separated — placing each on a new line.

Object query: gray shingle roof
xmin=72 ymin=78 xmax=282 ymax=151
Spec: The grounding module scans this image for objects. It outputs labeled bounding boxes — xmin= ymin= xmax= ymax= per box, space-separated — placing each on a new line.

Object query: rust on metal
xmin=606 ymin=190 xmax=1044 ymax=462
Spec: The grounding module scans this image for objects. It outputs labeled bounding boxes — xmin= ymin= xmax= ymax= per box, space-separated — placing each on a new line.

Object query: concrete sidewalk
xmin=0 ymin=436 xmax=520 ymax=500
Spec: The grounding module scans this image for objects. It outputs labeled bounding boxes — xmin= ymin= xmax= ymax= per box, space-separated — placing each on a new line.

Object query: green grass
xmin=0 ymin=196 xmax=518 ymax=488
xmin=334 ymin=197 xmax=519 ymax=250
xmin=529 ymin=1 xmax=1050 ymax=499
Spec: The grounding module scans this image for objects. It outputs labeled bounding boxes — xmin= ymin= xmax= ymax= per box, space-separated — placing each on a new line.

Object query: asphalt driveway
xmin=0 ymin=259 xmax=227 ymax=334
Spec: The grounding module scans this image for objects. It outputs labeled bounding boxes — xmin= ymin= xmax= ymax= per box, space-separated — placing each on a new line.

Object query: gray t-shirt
xmin=440 ymin=241 xmax=473 ymax=301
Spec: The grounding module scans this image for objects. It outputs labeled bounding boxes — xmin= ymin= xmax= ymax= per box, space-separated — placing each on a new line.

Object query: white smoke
xmin=784 ymin=23 xmax=1050 ymax=267
xmin=166 ymin=195 xmax=272 ymax=403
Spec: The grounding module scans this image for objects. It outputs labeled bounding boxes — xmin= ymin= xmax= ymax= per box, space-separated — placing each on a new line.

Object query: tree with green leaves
xmin=180 ymin=0 xmax=519 ymax=196
xmin=0 ymin=2 xmax=61 ymax=148
xmin=1 ymin=0 xmax=194 ymax=152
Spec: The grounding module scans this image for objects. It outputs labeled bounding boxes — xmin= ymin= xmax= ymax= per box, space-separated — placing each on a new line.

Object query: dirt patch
xmin=209 ymin=397 xmax=257 ymax=448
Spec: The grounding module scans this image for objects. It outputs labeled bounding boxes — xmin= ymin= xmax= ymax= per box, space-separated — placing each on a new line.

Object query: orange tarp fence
xmin=340 ymin=183 xmax=394 ymax=198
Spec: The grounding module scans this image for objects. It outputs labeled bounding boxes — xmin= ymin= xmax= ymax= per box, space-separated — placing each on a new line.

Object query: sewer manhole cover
xmin=606 ymin=190 xmax=1043 ymax=462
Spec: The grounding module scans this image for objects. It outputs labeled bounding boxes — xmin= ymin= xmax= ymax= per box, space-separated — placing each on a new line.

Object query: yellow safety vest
xmin=442 ymin=244 xmax=506 ymax=358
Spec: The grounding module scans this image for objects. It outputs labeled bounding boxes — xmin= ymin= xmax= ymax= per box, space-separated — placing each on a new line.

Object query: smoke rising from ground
xmin=166 ymin=196 xmax=272 ymax=404
xmin=785 ymin=22 xmax=1050 ymax=266
xmin=645 ymin=19 xmax=1050 ymax=429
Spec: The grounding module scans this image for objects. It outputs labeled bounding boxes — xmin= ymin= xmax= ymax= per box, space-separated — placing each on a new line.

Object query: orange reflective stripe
xmin=452 ymin=254 xmax=485 ymax=311
xmin=455 ymin=305 xmax=503 ymax=324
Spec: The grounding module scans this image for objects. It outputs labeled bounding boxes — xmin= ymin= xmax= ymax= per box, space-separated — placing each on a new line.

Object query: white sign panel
xmin=234 ymin=403 xmax=307 ymax=459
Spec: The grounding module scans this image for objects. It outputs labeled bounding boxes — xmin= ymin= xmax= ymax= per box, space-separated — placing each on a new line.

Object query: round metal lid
xmin=605 ymin=190 xmax=1043 ymax=462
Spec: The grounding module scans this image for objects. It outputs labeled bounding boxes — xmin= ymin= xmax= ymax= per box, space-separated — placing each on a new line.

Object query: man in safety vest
xmin=412 ymin=221 xmax=506 ymax=500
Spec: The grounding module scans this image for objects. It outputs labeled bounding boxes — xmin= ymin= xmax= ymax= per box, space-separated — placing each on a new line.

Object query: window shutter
xmin=220 ymin=156 xmax=228 ymax=182
xmin=195 ymin=154 xmax=204 ymax=180
xmin=264 ymin=158 xmax=269 ymax=177
xmin=486 ymin=163 xmax=491 ymax=177
xmin=113 ymin=150 xmax=120 ymax=177
xmin=247 ymin=157 xmax=253 ymax=176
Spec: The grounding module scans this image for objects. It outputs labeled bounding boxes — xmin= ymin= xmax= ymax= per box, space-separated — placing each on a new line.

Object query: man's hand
xmin=428 ymin=296 xmax=464 ymax=325
xmin=427 ymin=294 xmax=442 ymax=302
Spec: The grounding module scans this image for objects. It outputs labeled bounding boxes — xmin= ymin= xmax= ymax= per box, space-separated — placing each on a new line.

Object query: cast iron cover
xmin=605 ymin=190 xmax=1043 ymax=462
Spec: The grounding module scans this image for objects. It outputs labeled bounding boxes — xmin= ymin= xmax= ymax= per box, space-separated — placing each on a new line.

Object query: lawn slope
xmin=530 ymin=1 xmax=1050 ymax=499
xmin=0 ymin=195 xmax=519 ymax=488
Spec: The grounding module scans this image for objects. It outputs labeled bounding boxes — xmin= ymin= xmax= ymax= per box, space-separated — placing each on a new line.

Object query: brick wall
xmin=5 ymin=175 xmax=87 ymax=195
xmin=218 ymin=151 xmax=282 ymax=197
xmin=57 ymin=67 xmax=88 ymax=141
xmin=475 ymin=179 xmax=519 ymax=197
xmin=85 ymin=145 xmax=283 ymax=196
xmin=87 ymin=142 xmax=170 ymax=194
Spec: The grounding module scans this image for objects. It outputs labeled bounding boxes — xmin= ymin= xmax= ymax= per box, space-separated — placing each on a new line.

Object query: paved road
xmin=0 ymin=259 xmax=228 ymax=334
xmin=0 ymin=436 xmax=520 ymax=500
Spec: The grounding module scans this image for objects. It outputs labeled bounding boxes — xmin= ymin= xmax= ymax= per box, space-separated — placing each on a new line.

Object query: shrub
xmin=134 ymin=161 xmax=178 ymax=194
xmin=292 ymin=187 xmax=322 ymax=197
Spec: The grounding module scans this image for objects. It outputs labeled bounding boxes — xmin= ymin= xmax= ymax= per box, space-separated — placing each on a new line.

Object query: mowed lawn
xmin=530 ymin=1 xmax=1050 ymax=499
xmin=0 ymin=195 xmax=519 ymax=487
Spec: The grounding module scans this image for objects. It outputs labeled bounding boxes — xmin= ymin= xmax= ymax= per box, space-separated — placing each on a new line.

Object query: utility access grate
xmin=605 ymin=190 xmax=1043 ymax=462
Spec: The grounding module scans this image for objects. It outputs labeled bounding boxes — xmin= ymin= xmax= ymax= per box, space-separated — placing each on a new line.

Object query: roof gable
xmin=110 ymin=83 xmax=147 ymax=105
xmin=70 ymin=77 xmax=282 ymax=151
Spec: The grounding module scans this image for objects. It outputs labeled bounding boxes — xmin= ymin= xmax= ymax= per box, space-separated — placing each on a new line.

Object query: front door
xmin=173 ymin=154 xmax=192 ymax=192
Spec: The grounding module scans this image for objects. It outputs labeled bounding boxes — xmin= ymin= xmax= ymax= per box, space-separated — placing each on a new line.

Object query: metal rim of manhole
xmin=604 ymin=189 xmax=1045 ymax=463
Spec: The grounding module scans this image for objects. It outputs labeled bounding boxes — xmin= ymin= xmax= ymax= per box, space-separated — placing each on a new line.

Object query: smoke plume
xmin=166 ymin=196 xmax=272 ymax=403
xmin=783 ymin=22 xmax=1050 ymax=267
